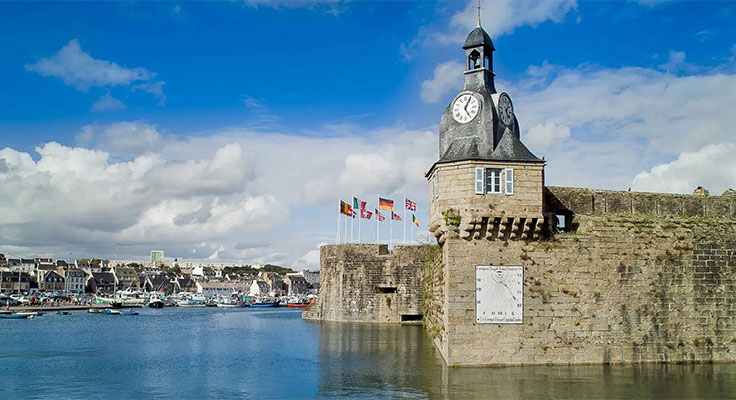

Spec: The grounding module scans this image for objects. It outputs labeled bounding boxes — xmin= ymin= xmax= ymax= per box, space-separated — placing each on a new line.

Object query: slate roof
xmin=438 ymin=129 xmax=541 ymax=164
xmin=463 ymin=27 xmax=495 ymax=50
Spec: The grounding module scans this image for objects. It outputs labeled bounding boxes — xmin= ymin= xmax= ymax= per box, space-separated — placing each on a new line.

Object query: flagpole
xmin=350 ymin=195 xmax=355 ymax=243
xmin=412 ymin=214 xmax=415 ymax=244
xmin=376 ymin=208 xmax=379 ymax=244
xmin=344 ymin=211 xmax=348 ymax=244
xmin=358 ymin=210 xmax=361 ymax=243
xmin=403 ymin=195 xmax=407 ymax=245
xmin=336 ymin=198 xmax=340 ymax=245
xmin=389 ymin=212 xmax=393 ymax=250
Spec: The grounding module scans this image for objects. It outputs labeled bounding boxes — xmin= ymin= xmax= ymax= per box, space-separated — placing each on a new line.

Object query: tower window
xmin=484 ymin=56 xmax=490 ymax=70
xmin=486 ymin=168 xmax=502 ymax=193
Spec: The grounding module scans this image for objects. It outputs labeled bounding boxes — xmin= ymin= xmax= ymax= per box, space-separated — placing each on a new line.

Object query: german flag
xmin=340 ymin=200 xmax=353 ymax=216
xmin=378 ymin=197 xmax=394 ymax=210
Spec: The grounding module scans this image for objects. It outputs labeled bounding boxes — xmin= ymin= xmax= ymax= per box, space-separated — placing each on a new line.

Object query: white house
xmin=249 ymin=280 xmax=270 ymax=296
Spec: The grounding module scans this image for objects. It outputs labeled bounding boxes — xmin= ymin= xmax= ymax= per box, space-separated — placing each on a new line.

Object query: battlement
xmin=546 ymin=186 xmax=736 ymax=220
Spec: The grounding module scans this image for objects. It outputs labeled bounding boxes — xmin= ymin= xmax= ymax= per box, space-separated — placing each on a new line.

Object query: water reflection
xmin=316 ymin=322 xmax=736 ymax=399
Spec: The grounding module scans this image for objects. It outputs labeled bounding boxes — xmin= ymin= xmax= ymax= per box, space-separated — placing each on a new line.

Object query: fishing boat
xmin=250 ymin=297 xmax=280 ymax=308
xmin=56 ymin=311 xmax=72 ymax=315
xmin=104 ymin=309 xmax=139 ymax=316
xmin=147 ymin=294 xmax=165 ymax=309
xmin=216 ymin=294 xmax=247 ymax=308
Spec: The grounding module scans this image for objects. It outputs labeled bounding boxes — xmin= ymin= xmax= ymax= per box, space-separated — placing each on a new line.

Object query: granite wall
xmin=424 ymin=214 xmax=736 ymax=366
xmin=303 ymin=244 xmax=434 ymax=323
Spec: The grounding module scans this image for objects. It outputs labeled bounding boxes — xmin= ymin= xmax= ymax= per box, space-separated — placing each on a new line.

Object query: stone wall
xmin=303 ymin=244 xmax=434 ymax=323
xmin=428 ymin=160 xmax=545 ymax=244
xmin=424 ymin=214 xmax=736 ymax=366
xmin=546 ymin=186 xmax=736 ymax=218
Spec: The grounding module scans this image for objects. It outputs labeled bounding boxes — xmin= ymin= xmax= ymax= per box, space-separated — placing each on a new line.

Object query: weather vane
xmin=477 ymin=0 xmax=481 ymax=27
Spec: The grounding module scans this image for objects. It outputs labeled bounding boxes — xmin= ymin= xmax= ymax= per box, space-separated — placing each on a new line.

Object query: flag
xmin=405 ymin=198 xmax=417 ymax=211
xmin=340 ymin=200 xmax=353 ymax=216
xmin=376 ymin=209 xmax=385 ymax=221
xmin=353 ymin=197 xmax=360 ymax=210
xmin=379 ymin=197 xmax=394 ymax=210
xmin=413 ymin=214 xmax=420 ymax=227
xmin=361 ymin=209 xmax=373 ymax=219
xmin=391 ymin=211 xmax=402 ymax=221
xmin=360 ymin=200 xmax=367 ymax=211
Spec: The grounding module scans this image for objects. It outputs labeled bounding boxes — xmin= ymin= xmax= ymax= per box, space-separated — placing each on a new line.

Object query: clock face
xmin=476 ymin=265 xmax=523 ymax=324
xmin=497 ymin=93 xmax=514 ymax=126
xmin=452 ymin=93 xmax=480 ymax=124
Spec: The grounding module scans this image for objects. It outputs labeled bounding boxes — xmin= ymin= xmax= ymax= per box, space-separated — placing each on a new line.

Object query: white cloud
xmin=501 ymin=61 xmax=736 ymax=193
xmin=76 ymin=121 xmax=163 ymax=158
xmin=631 ymin=143 xmax=736 ymax=194
xmin=0 ymin=121 xmax=437 ymax=266
xmin=523 ymin=122 xmax=571 ymax=149
xmin=405 ymin=0 xmax=577 ymax=57
xmin=25 ymin=39 xmax=153 ymax=90
xmin=91 ymin=93 xmax=126 ymax=112
xmin=26 ymin=39 xmax=164 ymax=106
xmin=451 ymin=0 xmax=577 ymax=38
xmin=420 ymin=60 xmax=464 ymax=103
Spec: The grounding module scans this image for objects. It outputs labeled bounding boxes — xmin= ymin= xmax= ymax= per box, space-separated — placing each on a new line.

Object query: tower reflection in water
xmin=315 ymin=322 xmax=736 ymax=399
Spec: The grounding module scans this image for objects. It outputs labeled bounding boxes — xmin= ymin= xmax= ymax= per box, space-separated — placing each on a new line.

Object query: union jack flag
xmin=405 ymin=198 xmax=416 ymax=211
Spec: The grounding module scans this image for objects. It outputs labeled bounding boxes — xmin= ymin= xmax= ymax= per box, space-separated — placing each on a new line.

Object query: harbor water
xmin=1 ymin=307 xmax=736 ymax=399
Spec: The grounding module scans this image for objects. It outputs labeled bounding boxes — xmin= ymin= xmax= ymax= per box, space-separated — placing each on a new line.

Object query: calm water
xmin=1 ymin=307 xmax=735 ymax=399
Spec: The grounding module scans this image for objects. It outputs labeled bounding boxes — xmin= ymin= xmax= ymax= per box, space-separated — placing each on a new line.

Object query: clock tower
xmin=426 ymin=24 xmax=546 ymax=244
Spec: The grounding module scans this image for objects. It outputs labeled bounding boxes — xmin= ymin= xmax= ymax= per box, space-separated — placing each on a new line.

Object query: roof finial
xmin=477 ymin=0 xmax=481 ymax=27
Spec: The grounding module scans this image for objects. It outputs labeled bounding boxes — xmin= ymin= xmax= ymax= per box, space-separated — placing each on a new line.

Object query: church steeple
xmin=463 ymin=26 xmax=496 ymax=94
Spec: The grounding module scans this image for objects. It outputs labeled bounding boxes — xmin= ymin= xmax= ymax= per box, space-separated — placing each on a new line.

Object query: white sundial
xmin=497 ymin=92 xmax=514 ymax=126
xmin=452 ymin=93 xmax=480 ymax=124
xmin=476 ymin=265 xmax=523 ymax=324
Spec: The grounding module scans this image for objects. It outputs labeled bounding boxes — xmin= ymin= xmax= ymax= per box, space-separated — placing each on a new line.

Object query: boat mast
xmin=114 ymin=242 xmax=118 ymax=296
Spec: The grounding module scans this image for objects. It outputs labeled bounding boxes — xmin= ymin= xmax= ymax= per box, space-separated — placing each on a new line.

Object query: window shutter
xmin=505 ymin=168 xmax=514 ymax=195
xmin=475 ymin=167 xmax=484 ymax=194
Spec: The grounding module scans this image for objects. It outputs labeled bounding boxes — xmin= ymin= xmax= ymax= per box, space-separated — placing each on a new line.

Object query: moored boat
xmin=147 ymin=294 xmax=165 ymax=308
xmin=0 ymin=312 xmax=36 ymax=319
xmin=251 ymin=297 xmax=280 ymax=307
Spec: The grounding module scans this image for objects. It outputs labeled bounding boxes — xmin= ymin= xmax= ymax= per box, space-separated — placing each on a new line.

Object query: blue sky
xmin=1 ymin=1 xmax=735 ymax=266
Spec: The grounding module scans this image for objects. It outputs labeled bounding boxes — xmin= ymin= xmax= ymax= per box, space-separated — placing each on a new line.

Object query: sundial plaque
xmin=476 ymin=265 xmax=523 ymax=324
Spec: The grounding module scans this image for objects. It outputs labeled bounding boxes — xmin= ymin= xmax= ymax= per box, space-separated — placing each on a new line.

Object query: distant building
xmin=1 ymin=272 xmax=31 ymax=293
xmin=65 ymin=269 xmax=87 ymax=294
xmin=42 ymin=271 xmax=65 ymax=292
xmin=150 ymin=250 xmax=165 ymax=265
xmin=249 ymin=280 xmax=270 ymax=296
xmin=196 ymin=281 xmax=250 ymax=298
xmin=88 ymin=272 xmax=115 ymax=294
xmin=283 ymin=275 xmax=310 ymax=296
xmin=192 ymin=265 xmax=216 ymax=279
xmin=115 ymin=267 xmax=139 ymax=290
xmin=259 ymin=272 xmax=284 ymax=296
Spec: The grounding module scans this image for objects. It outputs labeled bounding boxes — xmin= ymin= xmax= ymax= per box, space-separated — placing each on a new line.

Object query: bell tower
xmin=426 ymin=23 xmax=546 ymax=245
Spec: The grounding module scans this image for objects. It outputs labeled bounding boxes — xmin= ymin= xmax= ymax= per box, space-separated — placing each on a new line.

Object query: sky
xmin=1 ymin=0 xmax=735 ymax=268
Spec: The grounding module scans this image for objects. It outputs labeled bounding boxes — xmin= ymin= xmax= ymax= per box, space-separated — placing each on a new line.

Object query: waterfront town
xmin=0 ymin=250 xmax=319 ymax=307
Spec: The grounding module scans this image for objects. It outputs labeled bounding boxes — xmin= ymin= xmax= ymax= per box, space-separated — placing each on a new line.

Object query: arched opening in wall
xmin=468 ymin=50 xmax=481 ymax=70
xmin=484 ymin=56 xmax=490 ymax=70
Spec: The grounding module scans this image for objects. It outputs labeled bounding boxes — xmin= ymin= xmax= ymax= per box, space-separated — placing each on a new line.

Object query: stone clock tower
xmin=426 ymin=24 xmax=545 ymax=244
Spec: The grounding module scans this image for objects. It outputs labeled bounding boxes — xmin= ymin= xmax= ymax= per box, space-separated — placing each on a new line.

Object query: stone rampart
xmin=546 ymin=186 xmax=736 ymax=218
xmin=423 ymin=214 xmax=736 ymax=366
xmin=303 ymin=244 xmax=434 ymax=323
